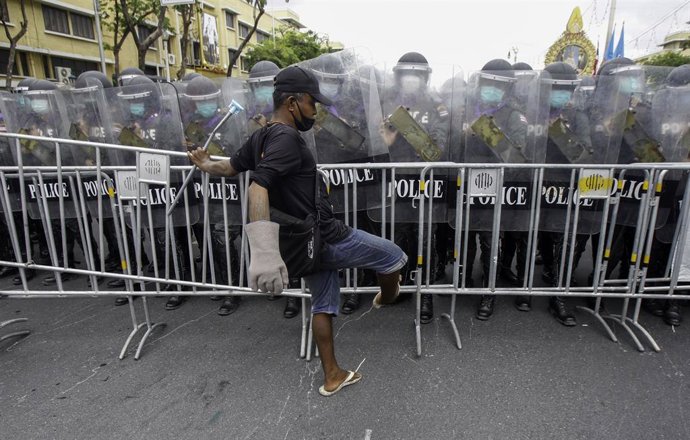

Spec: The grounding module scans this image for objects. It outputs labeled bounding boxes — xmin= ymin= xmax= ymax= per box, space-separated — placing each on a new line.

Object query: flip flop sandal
xmin=318 ymin=370 xmax=362 ymax=397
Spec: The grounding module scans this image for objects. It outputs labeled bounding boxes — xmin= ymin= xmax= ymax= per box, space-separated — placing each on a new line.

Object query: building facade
xmin=0 ymin=0 xmax=315 ymax=87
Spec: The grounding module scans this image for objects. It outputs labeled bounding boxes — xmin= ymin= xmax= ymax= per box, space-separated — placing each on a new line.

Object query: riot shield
xmin=245 ymin=71 xmax=274 ymax=136
xmin=462 ymin=68 xmax=547 ymax=231
xmin=106 ymin=81 xmax=198 ymax=228
xmin=366 ymin=60 xmax=460 ymax=224
xmin=180 ymin=77 xmax=248 ymax=226
xmin=611 ymin=65 xmax=674 ymax=228
xmin=293 ymin=49 xmax=390 ymax=216
xmin=2 ymin=88 xmax=79 ymax=220
xmin=538 ymin=74 xmax=625 ymax=234
xmin=0 ymin=92 xmax=22 ymax=213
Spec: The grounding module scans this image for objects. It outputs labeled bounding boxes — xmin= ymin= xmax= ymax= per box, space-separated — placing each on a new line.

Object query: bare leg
xmin=312 ymin=313 xmax=355 ymax=391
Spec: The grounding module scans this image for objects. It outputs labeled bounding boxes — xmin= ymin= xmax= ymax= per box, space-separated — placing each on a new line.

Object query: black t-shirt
xmin=230 ymin=123 xmax=350 ymax=244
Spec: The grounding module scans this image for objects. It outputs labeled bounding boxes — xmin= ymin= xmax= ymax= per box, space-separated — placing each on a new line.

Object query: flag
xmin=605 ymin=25 xmax=616 ymax=61
xmin=614 ymin=22 xmax=625 ymax=58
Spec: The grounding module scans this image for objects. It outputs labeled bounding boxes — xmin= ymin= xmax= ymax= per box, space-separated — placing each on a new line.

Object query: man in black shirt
xmin=189 ymin=66 xmax=407 ymax=397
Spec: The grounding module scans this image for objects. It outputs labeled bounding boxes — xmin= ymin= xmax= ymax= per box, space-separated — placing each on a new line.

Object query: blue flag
xmin=605 ymin=25 xmax=616 ymax=61
xmin=614 ymin=23 xmax=625 ymax=58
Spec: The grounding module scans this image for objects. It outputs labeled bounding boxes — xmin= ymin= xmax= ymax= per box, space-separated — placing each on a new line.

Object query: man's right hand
xmin=187 ymin=147 xmax=213 ymax=172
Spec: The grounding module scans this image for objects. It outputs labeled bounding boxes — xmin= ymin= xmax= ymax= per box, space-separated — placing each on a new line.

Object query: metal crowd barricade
xmin=2 ymin=132 xmax=690 ymax=360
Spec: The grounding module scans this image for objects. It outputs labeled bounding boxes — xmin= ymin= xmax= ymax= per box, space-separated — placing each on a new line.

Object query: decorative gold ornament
xmin=545 ymin=7 xmax=597 ymax=74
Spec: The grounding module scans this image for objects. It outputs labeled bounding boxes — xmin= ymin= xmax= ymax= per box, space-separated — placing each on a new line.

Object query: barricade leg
xmin=0 ymin=318 xmax=30 ymax=342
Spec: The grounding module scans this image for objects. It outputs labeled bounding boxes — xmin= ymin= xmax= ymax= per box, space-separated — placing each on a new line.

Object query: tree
xmin=119 ymin=0 xmax=171 ymax=71
xmin=1 ymin=0 xmax=29 ymax=90
xmin=244 ymin=27 xmax=331 ymax=71
xmin=642 ymin=51 xmax=690 ymax=67
xmin=100 ymin=0 xmax=133 ymax=80
xmin=226 ymin=0 xmax=266 ymax=77
xmin=175 ymin=2 xmax=197 ymax=80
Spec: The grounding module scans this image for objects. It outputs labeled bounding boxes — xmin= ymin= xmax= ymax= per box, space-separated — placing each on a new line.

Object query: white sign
xmin=468 ymin=168 xmax=498 ymax=197
xmin=116 ymin=171 xmax=139 ymax=200
xmin=578 ymin=169 xmax=613 ymax=200
xmin=137 ymin=152 xmax=170 ymax=186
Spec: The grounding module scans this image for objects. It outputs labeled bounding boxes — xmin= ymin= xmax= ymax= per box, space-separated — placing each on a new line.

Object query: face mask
xmin=550 ymin=90 xmax=573 ymax=108
xmin=480 ymin=85 xmax=504 ymax=104
xmin=129 ymin=102 xmax=145 ymax=117
xmin=196 ymin=102 xmax=217 ymax=118
xmin=31 ymin=99 xmax=49 ymax=114
xmin=321 ymin=82 xmax=339 ymax=99
xmin=620 ymin=76 xmax=644 ymax=95
xmin=400 ymin=75 xmax=422 ymax=94
xmin=254 ymin=86 xmax=273 ymax=104
xmin=292 ymin=100 xmax=315 ymax=132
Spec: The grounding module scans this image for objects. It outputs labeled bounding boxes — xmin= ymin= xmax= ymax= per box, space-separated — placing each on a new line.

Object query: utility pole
xmin=93 ymin=0 xmax=107 ymax=74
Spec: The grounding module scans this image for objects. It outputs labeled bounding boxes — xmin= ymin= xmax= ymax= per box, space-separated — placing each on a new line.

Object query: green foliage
xmin=244 ymin=27 xmax=331 ymax=71
xmin=642 ymin=51 xmax=690 ymax=67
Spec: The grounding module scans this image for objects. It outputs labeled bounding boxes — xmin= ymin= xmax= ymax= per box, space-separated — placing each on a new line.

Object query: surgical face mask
xmin=254 ymin=86 xmax=273 ymax=105
xmin=400 ymin=75 xmax=422 ymax=94
xmin=129 ymin=102 xmax=145 ymax=118
xmin=293 ymin=100 xmax=315 ymax=132
xmin=619 ymin=76 xmax=645 ymax=95
xmin=550 ymin=90 xmax=573 ymax=108
xmin=321 ymin=82 xmax=339 ymax=99
xmin=479 ymin=85 xmax=504 ymax=104
xmin=195 ymin=102 xmax=217 ymax=118
xmin=31 ymin=99 xmax=49 ymax=114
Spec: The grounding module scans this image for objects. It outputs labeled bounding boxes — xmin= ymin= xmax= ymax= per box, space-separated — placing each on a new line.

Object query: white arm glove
xmin=245 ymin=221 xmax=289 ymax=294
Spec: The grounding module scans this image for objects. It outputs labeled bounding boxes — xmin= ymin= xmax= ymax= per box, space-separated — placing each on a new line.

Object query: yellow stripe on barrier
xmin=642 ymin=181 xmax=649 ymax=191
xmin=456 ymin=176 xmax=462 ymax=188
xmin=656 ymin=182 xmax=663 ymax=194
xmin=578 ymin=174 xmax=614 ymax=194
xmin=417 ymin=256 xmax=423 ymax=266
xmin=121 ymin=260 xmax=127 ymax=271
xmin=454 ymin=249 xmax=458 ymax=259
xmin=420 ymin=181 xmax=426 ymax=192
xmin=618 ymin=180 xmax=624 ymax=190
xmin=644 ymin=255 xmax=650 ymax=265
xmin=108 ymin=187 xmax=115 ymax=198
xmin=631 ymin=253 xmax=638 ymax=264
xmin=604 ymin=249 xmax=611 ymax=259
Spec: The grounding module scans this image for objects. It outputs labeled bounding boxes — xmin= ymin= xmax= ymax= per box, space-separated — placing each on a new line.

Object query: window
xmin=42 ymin=5 xmax=95 ymax=40
xmin=192 ymin=41 xmax=201 ymax=65
xmin=46 ymin=56 xmax=97 ymax=79
xmin=137 ymin=25 xmax=153 ymax=42
xmin=240 ymin=57 xmax=249 ymax=72
xmin=42 ymin=5 xmax=69 ymax=34
xmin=256 ymin=31 xmax=269 ymax=43
xmin=225 ymin=11 xmax=235 ymax=29
xmin=0 ymin=0 xmax=10 ymax=23
xmin=0 ymin=49 xmax=28 ymax=76
xmin=228 ymin=49 xmax=238 ymax=67
xmin=238 ymin=22 xmax=250 ymax=39
xmin=71 ymin=12 xmax=94 ymax=39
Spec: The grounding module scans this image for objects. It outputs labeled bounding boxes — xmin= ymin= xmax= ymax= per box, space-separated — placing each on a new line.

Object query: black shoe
xmin=165 ymin=296 xmax=185 ymax=310
xmin=108 ymin=278 xmax=126 ymax=288
xmin=266 ymin=294 xmax=281 ymax=301
xmin=13 ymin=269 xmax=35 ymax=285
xmin=104 ymin=259 xmax=120 ymax=272
xmin=0 ymin=266 xmax=18 ymax=278
xmin=643 ymin=299 xmax=665 ymax=317
xmin=283 ymin=297 xmax=300 ymax=319
xmin=420 ymin=294 xmax=433 ymax=324
xmin=42 ymin=273 xmax=74 ymax=286
xmin=498 ymin=267 xmax=520 ymax=286
xmin=549 ymin=297 xmax=577 ymax=326
xmin=209 ymin=295 xmax=222 ymax=301
xmin=114 ymin=296 xmax=129 ymax=306
xmin=475 ymin=295 xmax=495 ymax=320
xmin=341 ymin=293 xmax=360 ymax=315
xmin=664 ymin=301 xmax=682 ymax=326
xmin=515 ymin=295 xmax=531 ymax=312
xmin=218 ymin=297 xmax=241 ymax=316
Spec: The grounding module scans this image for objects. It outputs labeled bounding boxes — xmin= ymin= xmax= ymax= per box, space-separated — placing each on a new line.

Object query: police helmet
xmin=15 ymin=77 xmax=37 ymax=93
xmin=75 ymin=71 xmax=112 ymax=90
xmin=184 ymin=76 xmax=221 ymax=101
xmin=512 ymin=62 xmax=533 ymax=71
xmin=666 ymin=64 xmax=690 ymax=87
xmin=118 ymin=67 xmax=145 ymax=86
xmin=248 ymin=60 xmax=280 ymax=84
xmin=181 ymin=72 xmax=201 ymax=82
xmin=543 ymin=62 xmax=580 ymax=88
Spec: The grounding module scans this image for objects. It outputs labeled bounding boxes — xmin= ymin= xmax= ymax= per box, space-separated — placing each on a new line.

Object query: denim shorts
xmin=305 ymin=228 xmax=407 ymax=316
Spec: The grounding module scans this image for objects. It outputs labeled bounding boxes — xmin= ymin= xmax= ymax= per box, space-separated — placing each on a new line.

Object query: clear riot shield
xmin=62 ymin=80 xmax=119 ymax=220
xmin=295 ymin=49 xmax=390 ymax=215
xmin=245 ymin=72 xmax=274 ymax=136
xmin=462 ymin=68 xmax=547 ymax=232
xmin=650 ymin=82 xmax=690 ymax=243
xmin=180 ymin=77 xmax=248 ymax=226
xmin=538 ymin=74 xmax=625 ymax=234
xmin=367 ymin=60 xmax=458 ymax=224
xmin=2 ymin=88 xmax=78 ymax=220
xmin=0 ymin=92 xmax=23 ymax=213
xmin=611 ymin=65 xmax=674 ymax=229
xmin=106 ymin=81 xmax=198 ymax=228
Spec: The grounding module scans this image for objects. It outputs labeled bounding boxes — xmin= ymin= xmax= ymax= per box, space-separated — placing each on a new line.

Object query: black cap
xmin=274 ymin=66 xmax=333 ymax=106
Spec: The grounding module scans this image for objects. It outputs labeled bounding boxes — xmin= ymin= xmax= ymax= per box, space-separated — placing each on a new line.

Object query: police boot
xmin=549 ymin=297 xmax=576 ymax=326
xmin=542 ymin=265 xmax=556 ymax=285
xmin=218 ymin=296 xmax=241 ymax=316
xmin=643 ymin=299 xmax=665 ymax=317
xmin=664 ymin=300 xmax=682 ymax=326
xmin=498 ymin=266 xmax=520 ymax=286
xmin=514 ymin=295 xmax=531 ymax=312
xmin=341 ymin=293 xmax=360 ymax=315
xmin=0 ymin=265 xmax=17 ymax=278
xmin=475 ymin=295 xmax=495 ymax=320
xmin=165 ymin=295 xmax=185 ymax=310
xmin=284 ymin=297 xmax=301 ymax=319
xmin=420 ymin=294 xmax=433 ymax=324
xmin=13 ymin=269 xmax=35 ymax=285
